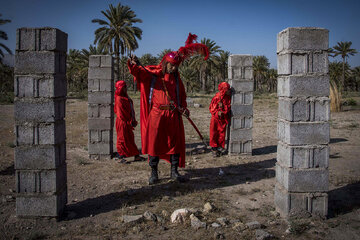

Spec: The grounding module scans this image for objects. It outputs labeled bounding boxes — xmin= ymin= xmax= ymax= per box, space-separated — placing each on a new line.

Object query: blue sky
xmin=2 ymin=0 xmax=360 ymax=68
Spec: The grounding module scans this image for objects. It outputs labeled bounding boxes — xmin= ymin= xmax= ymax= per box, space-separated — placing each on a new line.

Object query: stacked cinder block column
xmin=14 ymin=28 xmax=67 ymax=217
xmin=275 ymin=27 xmax=330 ymax=218
xmin=228 ymin=55 xmax=253 ymax=154
xmin=88 ymin=55 xmax=114 ymax=160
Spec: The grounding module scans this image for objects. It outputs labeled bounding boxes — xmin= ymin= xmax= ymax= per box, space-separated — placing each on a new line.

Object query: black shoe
xmin=149 ymin=155 xmax=159 ymax=185
xmin=170 ymin=154 xmax=186 ymax=182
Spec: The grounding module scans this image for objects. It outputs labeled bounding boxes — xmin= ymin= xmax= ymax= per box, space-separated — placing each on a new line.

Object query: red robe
xmin=127 ymin=61 xmax=187 ymax=168
xmin=114 ymin=90 xmax=140 ymax=157
xmin=209 ymin=84 xmax=231 ymax=148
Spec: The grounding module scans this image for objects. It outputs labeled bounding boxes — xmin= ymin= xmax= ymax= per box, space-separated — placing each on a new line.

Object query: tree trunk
xmin=342 ymin=57 xmax=345 ymax=91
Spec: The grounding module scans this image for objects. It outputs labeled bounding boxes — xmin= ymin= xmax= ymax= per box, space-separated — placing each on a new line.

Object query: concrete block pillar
xmin=275 ymin=27 xmax=330 ymax=218
xmin=14 ymin=28 xmax=68 ymax=217
xmin=87 ymin=55 xmax=114 ymax=160
xmin=228 ymin=55 xmax=253 ymax=154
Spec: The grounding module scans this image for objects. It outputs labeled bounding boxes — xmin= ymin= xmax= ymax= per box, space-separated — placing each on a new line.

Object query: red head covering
xmin=115 ymin=80 xmax=127 ymax=96
xmin=161 ymin=33 xmax=209 ymax=66
xmin=218 ymin=82 xmax=230 ymax=97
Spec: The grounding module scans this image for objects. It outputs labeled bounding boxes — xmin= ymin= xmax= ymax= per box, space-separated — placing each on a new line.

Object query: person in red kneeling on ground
xmin=209 ymin=82 xmax=232 ymax=157
xmin=114 ymin=80 xmax=145 ymax=164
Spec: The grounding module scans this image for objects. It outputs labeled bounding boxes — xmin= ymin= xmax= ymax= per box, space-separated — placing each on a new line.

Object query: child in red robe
xmin=209 ymin=82 xmax=232 ymax=157
xmin=114 ymin=80 xmax=145 ymax=163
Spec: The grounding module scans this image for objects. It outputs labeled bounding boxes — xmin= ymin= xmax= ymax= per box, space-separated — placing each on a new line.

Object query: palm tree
xmin=92 ymin=3 xmax=142 ymax=81
xmin=218 ymin=51 xmax=230 ymax=82
xmin=190 ymin=38 xmax=221 ymax=92
xmin=179 ymin=61 xmax=198 ymax=93
xmin=253 ymin=55 xmax=270 ymax=92
xmin=265 ymin=68 xmax=277 ymax=92
xmin=157 ymin=49 xmax=172 ymax=63
xmin=140 ymin=53 xmax=158 ymax=66
xmin=329 ymin=61 xmax=346 ymax=112
xmin=0 ymin=14 xmax=12 ymax=62
xmin=352 ymin=66 xmax=360 ymax=91
xmin=329 ymin=41 xmax=357 ymax=90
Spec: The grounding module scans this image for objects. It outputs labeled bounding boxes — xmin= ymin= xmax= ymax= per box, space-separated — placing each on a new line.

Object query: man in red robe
xmin=209 ymin=82 xmax=232 ymax=157
xmin=127 ymin=33 xmax=209 ymax=184
xmin=114 ymin=80 xmax=145 ymax=163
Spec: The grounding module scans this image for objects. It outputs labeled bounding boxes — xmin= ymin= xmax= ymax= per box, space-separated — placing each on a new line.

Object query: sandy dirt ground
xmin=0 ymin=94 xmax=359 ymax=240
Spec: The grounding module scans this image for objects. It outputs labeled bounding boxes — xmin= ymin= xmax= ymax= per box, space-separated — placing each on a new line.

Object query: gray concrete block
xmin=88 ymin=66 xmax=113 ymax=80
xmin=89 ymin=130 xmax=113 ymax=143
xmin=88 ymin=104 xmax=112 ymax=118
xmin=89 ymin=55 xmax=113 ymax=68
xmin=278 ymin=97 xmax=330 ymax=122
xmin=15 ymin=74 xmax=67 ymax=98
xmin=16 ymin=27 xmax=68 ymax=52
xmin=278 ymin=120 xmax=329 ymax=145
xmin=229 ymin=128 xmax=252 ymax=141
xmin=277 ymin=52 xmax=328 ymax=75
xmin=231 ymin=104 xmax=253 ymax=116
xmin=88 ymin=79 xmax=113 ymax=92
xmin=14 ymin=98 xmax=66 ymax=123
xmin=277 ymin=141 xmax=329 ymax=169
xmin=16 ymin=121 xmax=66 ymax=146
xmin=89 ymin=55 xmax=101 ymax=67
xmin=15 ymin=51 xmax=66 ymax=74
xmin=232 ymin=92 xmax=253 ymax=105
xmin=228 ymin=140 xmax=252 ymax=154
xmin=88 ymin=91 xmax=113 ymax=104
xmin=16 ymin=164 xmax=67 ymax=193
xmin=88 ymin=142 xmax=112 ymax=155
xmin=277 ymin=27 xmax=329 ymax=53
xmin=276 ymin=164 xmax=328 ymax=192
xmin=228 ymin=55 xmax=253 ymax=67
xmin=277 ymin=75 xmax=329 ymax=97
xmin=15 ymin=143 xmax=66 ymax=170
xmin=228 ymin=67 xmax=253 ymax=80
xmin=89 ymin=154 xmax=112 ymax=160
xmin=231 ymin=116 xmax=253 ymax=129
xmin=274 ymin=184 xmax=328 ymax=217
xmin=88 ymin=118 xmax=113 ymax=130
xmin=16 ymin=188 xmax=67 ymax=217
xmin=229 ymin=80 xmax=253 ymax=92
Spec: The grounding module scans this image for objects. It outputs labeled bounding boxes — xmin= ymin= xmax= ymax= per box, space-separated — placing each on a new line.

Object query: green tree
xmin=179 ymin=60 xmax=198 ymax=93
xmin=0 ymin=14 xmax=12 ymax=62
xmin=140 ymin=53 xmax=158 ymax=66
xmin=218 ymin=51 xmax=230 ymax=82
xmin=351 ymin=66 xmax=360 ymax=91
xmin=253 ymin=55 xmax=270 ymax=92
xmin=190 ymin=38 xmax=221 ymax=92
xmin=92 ymin=3 xmax=142 ymax=81
xmin=157 ymin=49 xmax=172 ymax=63
xmin=329 ymin=41 xmax=357 ymax=90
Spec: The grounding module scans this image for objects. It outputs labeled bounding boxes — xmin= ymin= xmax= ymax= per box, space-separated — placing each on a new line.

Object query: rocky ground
xmin=0 ymin=93 xmax=359 ymax=240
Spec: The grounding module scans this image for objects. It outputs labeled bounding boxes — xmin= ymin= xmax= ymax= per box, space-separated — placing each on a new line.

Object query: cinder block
xmin=88 ymin=118 xmax=113 ymax=130
xmin=277 ymin=27 xmax=329 ymax=53
xmin=277 ymin=75 xmax=329 ymax=97
xmin=88 ymin=142 xmax=112 ymax=155
xmin=16 ymin=188 xmax=67 ymax=217
xmin=14 ymin=98 xmax=66 ymax=123
xmin=88 ymin=91 xmax=113 ymax=104
xmin=15 ymin=143 xmax=66 ymax=170
xmin=89 ymin=154 xmax=112 ymax=160
xmin=16 ymin=27 xmax=68 ymax=52
xmin=16 ymin=121 xmax=66 ymax=146
xmin=276 ymin=164 xmax=328 ymax=192
xmin=15 ymin=51 xmax=66 ymax=74
xmin=229 ymin=128 xmax=252 ymax=141
xmin=231 ymin=116 xmax=253 ymax=129
xmin=231 ymin=104 xmax=253 ymax=116
xmin=15 ymin=74 xmax=67 ymax=98
xmin=232 ymin=92 xmax=253 ymax=105
xmin=89 ymin=130 xmax=113 ymax=143
xmin=274 ymin=184 xmax=328 ymax=217
xmin=88 ymin=67 xmax=113 ymax=80
xmin=88 ymin=79 xmax=113 ymax=92
xmin=277 ymin=52 xmax=328 ymax=75
xmin=16 ymin=164 xmax=67 ymax=193
xmin=228 ymin=140 xmax=252 ymax=154
xmin=88 ymin=104 xmax=112 ymax=118
xmin=278 ymin=120 xmax=329 ymax=145
xmin=228 ymin=67 xmax=253 ymax=80
xmin=229 ymin=80 xmax=254 ymax=92
xmin=100 ymin=55 xmax=113 ymax=67
xmin=277 ymin=142 xmax=329 ymax=169
xmin=89 ymin=55 xmax=101 ymax=67
xmin=228 ymin=55 xmax=253 ymax=67
xmin=278 ymin=97 xmax=330 ymax=122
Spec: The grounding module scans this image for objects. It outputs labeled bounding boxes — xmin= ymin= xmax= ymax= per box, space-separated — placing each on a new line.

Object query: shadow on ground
xmin=328 ymin=181 xmax=360 ymax=218
xmin=0 ymin=164 xmax=14 ymax=176
xmin=65 ymin=158 xmax=276 ymax=221
xmin=330 ymin=138 xmax=348 ymax=144
xmin=252 ymin=145 xmax=277 ymax=156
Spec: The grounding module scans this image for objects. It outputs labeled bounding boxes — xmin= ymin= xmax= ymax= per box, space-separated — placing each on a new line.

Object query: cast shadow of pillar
xmin=328 ymin=181 xmax=360 ymax=218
